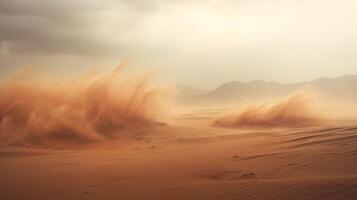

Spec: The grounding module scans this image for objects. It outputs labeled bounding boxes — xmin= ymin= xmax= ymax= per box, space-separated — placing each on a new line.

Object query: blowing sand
xmin=0 ymin=65 xmax=170 ymax=148
xmin=1 ymin=108 xmax=357 ymax=200
xmin=213 ymin=93 xmax=322 ymax=128
xmin=1 ymin=67 xmax=357 ymax=200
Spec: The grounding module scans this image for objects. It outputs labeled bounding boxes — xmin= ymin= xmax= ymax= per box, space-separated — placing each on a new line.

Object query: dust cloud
xmin=213 ymin=93 xmax=322 ymax=128
xmin=0 ymin=63 xmax=171 ymax=148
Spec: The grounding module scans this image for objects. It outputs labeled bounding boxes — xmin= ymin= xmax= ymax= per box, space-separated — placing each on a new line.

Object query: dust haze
xmin=1 ymin=65 xmax=357 ymax=200
xmin=2 ymin=0 xmax=357 ymax=199
xmin=0 ymin=63 xmax=171 ymax=148
xmin=213 ymin=93 xmax=322 ymax=128
xmin=1 ymin=66 xmax=357 ymax=148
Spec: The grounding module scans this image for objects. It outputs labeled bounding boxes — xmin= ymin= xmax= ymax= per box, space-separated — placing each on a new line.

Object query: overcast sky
xmin=1 ymin=0 xmax=357 ymax=89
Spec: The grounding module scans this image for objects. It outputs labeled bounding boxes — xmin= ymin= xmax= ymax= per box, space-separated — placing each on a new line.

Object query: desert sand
xmin=2 ymin=0 xmax=357 ymax=199
xmin=1 ymin=108 xmax=357 ymax=200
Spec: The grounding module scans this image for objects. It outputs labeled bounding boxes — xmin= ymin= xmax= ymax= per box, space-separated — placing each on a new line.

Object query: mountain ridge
xmin=176 ymin=74 xmax=357 ymax=105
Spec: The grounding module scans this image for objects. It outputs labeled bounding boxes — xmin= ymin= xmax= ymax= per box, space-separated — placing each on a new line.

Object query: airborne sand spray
xmin=0 ymin=63 xmax=171 ymax=148
xmin=213 ymin=93 xmax=323 ymax=128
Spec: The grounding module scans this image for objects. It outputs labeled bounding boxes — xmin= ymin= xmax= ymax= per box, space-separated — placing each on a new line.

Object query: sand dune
xmin=1 ymin=109 xmax=357 ymax=200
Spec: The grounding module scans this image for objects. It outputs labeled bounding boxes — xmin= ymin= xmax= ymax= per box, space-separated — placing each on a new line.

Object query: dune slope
xmin=1 ymin=110 xmax=357 ymax=200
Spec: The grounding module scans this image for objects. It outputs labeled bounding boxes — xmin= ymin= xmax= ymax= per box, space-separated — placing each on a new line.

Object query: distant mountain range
xmin=176 ymin=74 xmax=357 ymax=106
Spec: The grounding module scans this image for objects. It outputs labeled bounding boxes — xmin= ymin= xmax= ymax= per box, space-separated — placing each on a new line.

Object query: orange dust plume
xmin=0 ymin=63 xmax=171 ymax=148
xmin=213 ymin=93 xmax=322 ymax=128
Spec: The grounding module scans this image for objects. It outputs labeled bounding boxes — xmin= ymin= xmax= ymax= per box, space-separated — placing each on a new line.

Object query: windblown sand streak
xmin=0 ymin=64 xmax=169 ymax=147
xmin=213 ymin=93 xmax=322 ymax=128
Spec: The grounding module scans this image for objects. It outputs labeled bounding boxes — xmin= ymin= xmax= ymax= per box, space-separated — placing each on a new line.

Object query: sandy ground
xmin=1 ymin=109 xmax=357 ymax=200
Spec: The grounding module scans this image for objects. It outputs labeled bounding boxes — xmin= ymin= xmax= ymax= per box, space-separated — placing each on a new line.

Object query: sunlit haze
xmin=2 ymin=1 xmax=357 ymax=200
xmin=1 ymin=0 xmax=357 ymax=88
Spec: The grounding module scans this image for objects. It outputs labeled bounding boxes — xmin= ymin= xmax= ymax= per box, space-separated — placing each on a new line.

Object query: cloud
xmin=1 ymin=0 xmax=357 ymax=89
xmin=0 ymin=0 xmax=215 ymax=56
xmin=0 ymin=0 xmax=162 ymax=55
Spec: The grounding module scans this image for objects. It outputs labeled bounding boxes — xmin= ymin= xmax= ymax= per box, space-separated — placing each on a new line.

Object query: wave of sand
xmin=0 ymin=64 xmax=170 ymax=148
xmin=213 ymin=93 xmax=322 ymax=128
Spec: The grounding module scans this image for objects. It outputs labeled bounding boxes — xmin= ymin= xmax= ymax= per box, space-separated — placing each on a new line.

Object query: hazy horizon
xmin=2 ymin=0 xmax=357 ymax=89
xmin=2 ymin=2 xmax=357 ymax=200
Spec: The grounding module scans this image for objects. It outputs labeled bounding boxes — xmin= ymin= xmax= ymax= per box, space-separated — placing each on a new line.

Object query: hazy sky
xmin=1 ymin=0 xmax=357 ymax=89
